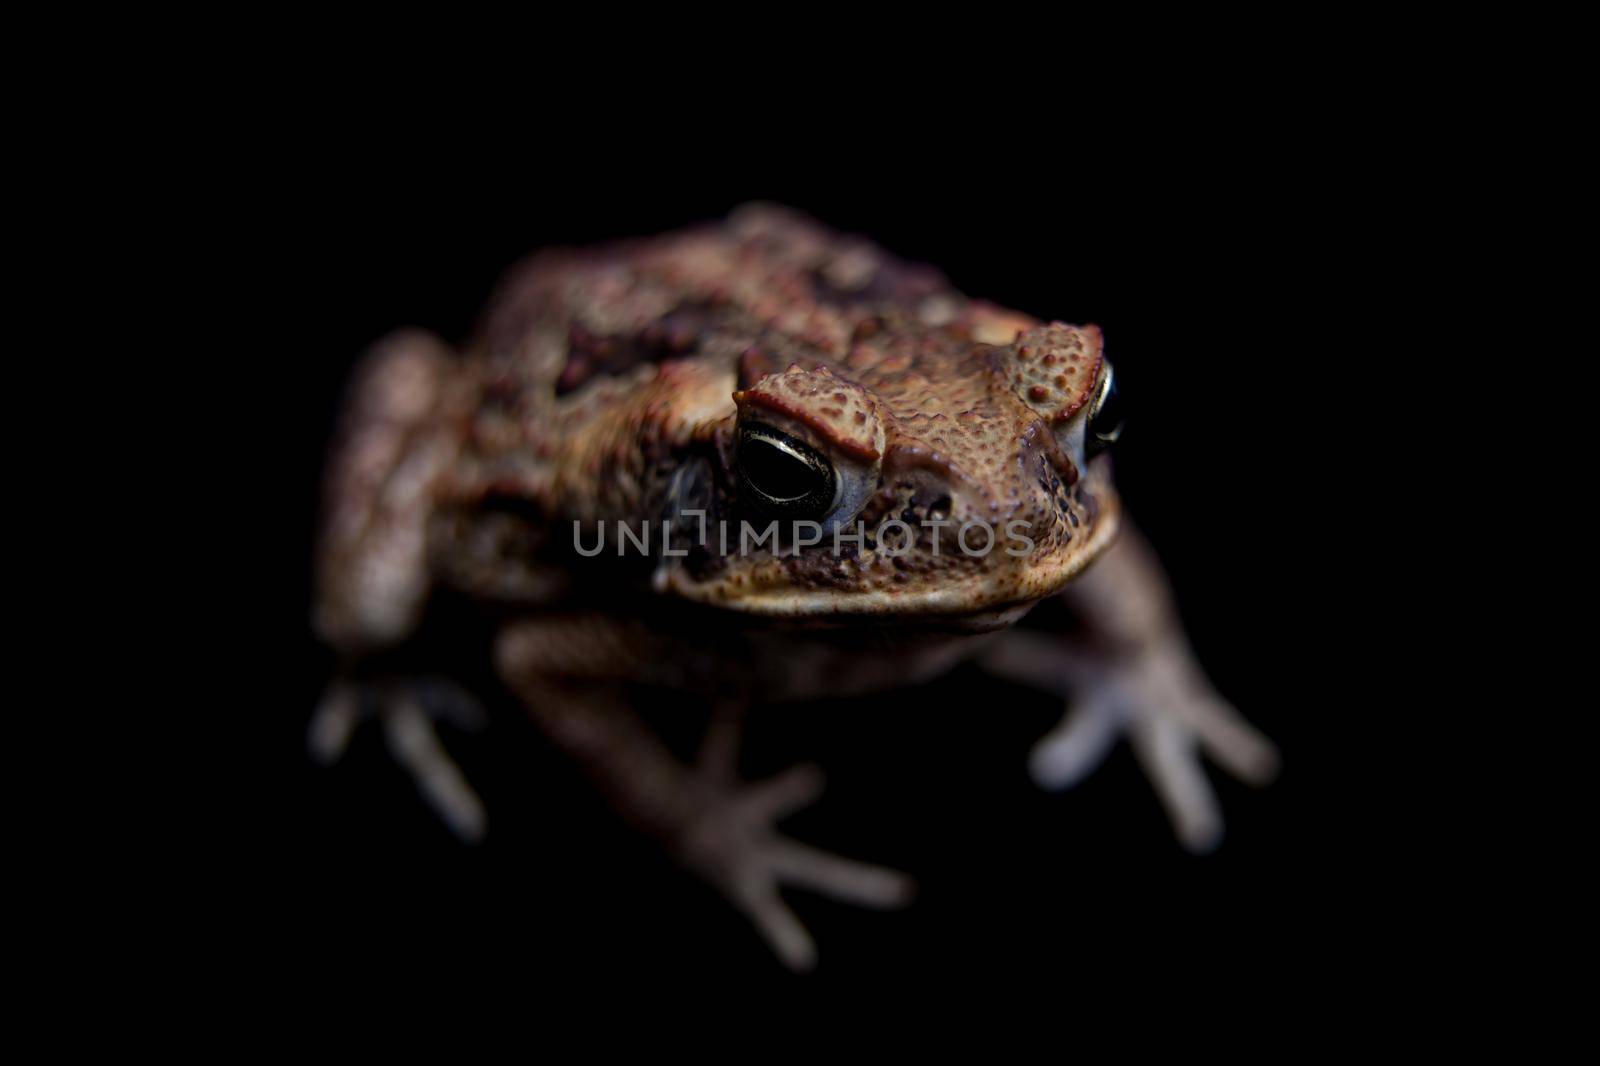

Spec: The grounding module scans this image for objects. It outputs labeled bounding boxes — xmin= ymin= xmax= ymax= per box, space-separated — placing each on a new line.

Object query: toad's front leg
xmin=495 ymin=617 xmax=914 ymax=972
xmin=982 ymin=523 xmax=1279 ymax=852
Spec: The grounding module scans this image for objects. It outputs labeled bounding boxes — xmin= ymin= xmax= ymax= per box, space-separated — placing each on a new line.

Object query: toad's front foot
xmin=673 ymin=715 xmax=915 ymax=972
xmin=983 ymin=632 xmax=1279 ymax=852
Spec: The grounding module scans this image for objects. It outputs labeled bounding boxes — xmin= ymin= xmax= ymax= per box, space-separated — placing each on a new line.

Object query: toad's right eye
xmin=735 ymin=424 xmax=838 ymax=520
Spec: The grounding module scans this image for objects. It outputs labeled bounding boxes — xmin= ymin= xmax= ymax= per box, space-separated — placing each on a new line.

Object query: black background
xmin=255 ymin=131 xmax=1392 ymax=992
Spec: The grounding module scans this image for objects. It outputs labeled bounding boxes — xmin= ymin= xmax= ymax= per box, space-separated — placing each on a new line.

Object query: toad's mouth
xmin=658 ymin=471 xmax=1121 ymax=626
xmin=736 ymin=599 xmax=1042 ymax=635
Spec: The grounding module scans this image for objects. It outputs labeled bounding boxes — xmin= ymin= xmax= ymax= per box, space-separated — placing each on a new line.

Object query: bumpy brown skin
xmin=317 ymin=203 xmax=1116 ymax=691
xmin=312 ymin=204 xmax=1273 ymax=972
xmin=426 ymin=203 xmax=1118 ymax=625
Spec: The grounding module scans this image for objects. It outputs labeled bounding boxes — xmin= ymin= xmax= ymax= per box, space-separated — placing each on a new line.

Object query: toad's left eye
xmin=736 ymin=424 xmax=839 ymax=520
xmin=1085 ymin=363 xmax=1123 ymax=458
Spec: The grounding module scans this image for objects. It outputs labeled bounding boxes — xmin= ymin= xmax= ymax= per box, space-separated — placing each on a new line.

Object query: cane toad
xmin=310 ymin=204 xmax=1278 ymax=971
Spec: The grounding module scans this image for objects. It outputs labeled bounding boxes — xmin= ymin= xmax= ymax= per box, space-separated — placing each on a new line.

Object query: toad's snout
xmin=876 ymin=414 xmax=1083 ymax=535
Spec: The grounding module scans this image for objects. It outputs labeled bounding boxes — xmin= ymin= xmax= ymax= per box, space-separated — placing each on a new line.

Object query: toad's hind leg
xmin=310 ymin=677 xmax=489 ymax=841
xmin=310 ymin=330 xmax=486 ymax=840
xmin=314 ymin=329 xmax=459 ymax=650
xmin=495 ymin=617 xmax=915 ymax=972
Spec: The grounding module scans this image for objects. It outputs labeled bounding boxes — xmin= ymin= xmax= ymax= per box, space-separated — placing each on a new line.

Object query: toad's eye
xmin=1085 ymin=363 xmax=1124 ymax=458
xmin=736 ymin=424 xmax=838 ymax=520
